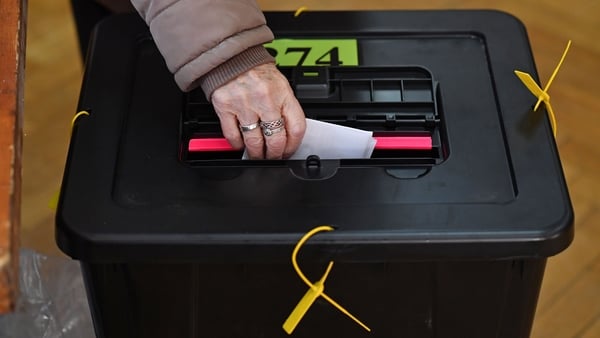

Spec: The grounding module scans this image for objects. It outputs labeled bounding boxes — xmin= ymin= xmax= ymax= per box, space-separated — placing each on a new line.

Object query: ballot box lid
xmin=56 ymin=11 xmax=573 ymax=262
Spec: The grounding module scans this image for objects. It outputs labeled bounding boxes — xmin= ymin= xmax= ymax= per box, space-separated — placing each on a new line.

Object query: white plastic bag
xmin=0 ymin=249 xmax=94 ymax=338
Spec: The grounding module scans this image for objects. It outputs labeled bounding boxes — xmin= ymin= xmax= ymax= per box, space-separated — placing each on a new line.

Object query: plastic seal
xmin=515 ymin=40 xmax=571 ymax=137
xmin=283 ymin=225 xmax=371 ymax=334
xmin=71 ymin=110 xmax=90 ymax=128
xmin=294 ymin=6 xmax=308 ymax=17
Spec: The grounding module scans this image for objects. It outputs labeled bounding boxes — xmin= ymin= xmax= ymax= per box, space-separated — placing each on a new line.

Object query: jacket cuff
xmin=198 ymin=45 xmax=275 ymax=99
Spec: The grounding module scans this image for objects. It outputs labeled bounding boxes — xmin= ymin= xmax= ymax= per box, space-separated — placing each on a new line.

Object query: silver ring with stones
xmin=263 ymin=125 xmax=285 ymax=136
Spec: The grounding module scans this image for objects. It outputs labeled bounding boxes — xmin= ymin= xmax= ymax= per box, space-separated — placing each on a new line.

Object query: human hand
xmin=210 ymin=63 xmax=306 ymax=159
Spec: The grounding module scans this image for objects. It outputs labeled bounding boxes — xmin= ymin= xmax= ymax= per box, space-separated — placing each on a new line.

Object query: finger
xmin=217 ymin=112 xmax=244 ymax=149
xmin=239 ymin=122 xmax=265 ymax=159
xmin=264 ymin=127 xmax=287 ymax=160
xmin=258 ymin=108 xmax=287 ymax=159
xmin=281 ymin=96 xmax=306 ymax=158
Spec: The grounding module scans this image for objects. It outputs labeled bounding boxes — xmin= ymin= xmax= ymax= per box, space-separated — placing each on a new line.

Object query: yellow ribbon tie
xmin=283 ymin=225 xmax=371 ymax=335
xmin=514 ymin=40 xmax=571 ymax=137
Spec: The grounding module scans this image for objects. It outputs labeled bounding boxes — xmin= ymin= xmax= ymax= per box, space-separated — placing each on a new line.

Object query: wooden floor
xmin=22 ymin=0 xmax=599 ymax=336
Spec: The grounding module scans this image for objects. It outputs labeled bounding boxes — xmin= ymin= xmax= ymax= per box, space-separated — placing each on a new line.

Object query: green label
xmin=264 ymin=39 xmax=359 ymax=66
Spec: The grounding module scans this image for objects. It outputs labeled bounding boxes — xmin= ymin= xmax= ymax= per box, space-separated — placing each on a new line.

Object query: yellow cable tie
xmin=514 ymin=40 xmax=571 ymax=138
xmin=71 ymin=110 xmax=90 ymax=128
xmin=48 ymin=191 xmax=60 ymax=211
xmin=50 ymin=111 xmax=91 ymax=210
xmin=283 ymin=225 xmax=371 ymax=335
xmin=294 ymin=6 xmax=308 ymax=17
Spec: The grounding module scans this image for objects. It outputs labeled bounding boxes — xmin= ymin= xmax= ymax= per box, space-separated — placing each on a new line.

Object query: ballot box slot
xmin=181 ymin=66 xmax=447 ymax=166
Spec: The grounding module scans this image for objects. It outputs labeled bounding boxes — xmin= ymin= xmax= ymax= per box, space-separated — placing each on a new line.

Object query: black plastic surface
xmin=57 ymin=10 xmax=573 ymax=262
xmin=82 ymin=259 xmax=546 ymax=338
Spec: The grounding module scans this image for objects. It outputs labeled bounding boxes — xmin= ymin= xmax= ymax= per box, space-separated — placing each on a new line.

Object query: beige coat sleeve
xmin=130 ymin=0 xmax=275 ymax=95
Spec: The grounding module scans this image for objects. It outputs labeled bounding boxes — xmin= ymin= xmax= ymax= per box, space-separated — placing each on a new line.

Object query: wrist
xmin=198 ymin=46 xmax=275 ymax=100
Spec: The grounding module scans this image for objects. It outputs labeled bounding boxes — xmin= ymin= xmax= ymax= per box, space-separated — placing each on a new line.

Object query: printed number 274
xmin=266 ymin=47 xmax=342 ymax=66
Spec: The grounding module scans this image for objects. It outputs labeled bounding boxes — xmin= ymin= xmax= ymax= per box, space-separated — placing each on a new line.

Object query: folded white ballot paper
xmin=290 ymin=119 xmax=377 ymax=159
xmin=244 ymin=119 xmax=376 ymax=159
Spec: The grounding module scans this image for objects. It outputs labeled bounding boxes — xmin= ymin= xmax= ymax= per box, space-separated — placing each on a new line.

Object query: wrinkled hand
xmin=211 ymin=63 xmax=306 ymax=159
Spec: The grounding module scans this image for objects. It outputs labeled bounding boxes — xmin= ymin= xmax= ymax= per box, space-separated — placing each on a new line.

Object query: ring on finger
xmin=259 ymin=118 xmax=284 ymax=131
xmin=263 ymin=125 xmax=285 ymax=136
xmin=239 ymin=121 xmax=260 ymax=132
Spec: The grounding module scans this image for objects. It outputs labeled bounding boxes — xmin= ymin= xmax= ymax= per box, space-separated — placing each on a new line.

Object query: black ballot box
xmin=56 ymin=10 xmax=573 ymax=338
